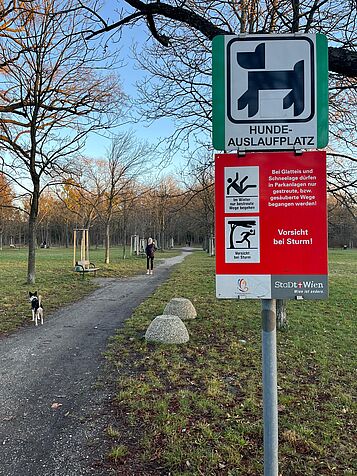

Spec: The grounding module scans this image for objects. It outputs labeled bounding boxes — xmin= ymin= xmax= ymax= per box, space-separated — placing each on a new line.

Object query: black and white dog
xmin=29 ymin=291 xmax=44 ymax=326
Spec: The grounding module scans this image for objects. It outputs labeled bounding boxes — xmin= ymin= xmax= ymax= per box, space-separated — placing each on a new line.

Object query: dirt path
xmin=0 ymin=252 xmax=190 ymax=476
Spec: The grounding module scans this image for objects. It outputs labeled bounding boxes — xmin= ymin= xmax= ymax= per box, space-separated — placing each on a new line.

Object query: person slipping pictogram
xmin=227 ymin=172 xmax=256 ymax=195
xmin=236 ymin=228 xmax=255 ymax=249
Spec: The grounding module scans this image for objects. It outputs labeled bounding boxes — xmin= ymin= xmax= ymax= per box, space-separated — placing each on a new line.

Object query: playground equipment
xmin=130 ymin=234 xmax=139 ymax=255
xmin=130 ymin=235 xmax=146 ymax=256
xmin=73 ymin=228 xmax=99 ymax=277
xmin=209 ymin=235 xmax=215 ymax=256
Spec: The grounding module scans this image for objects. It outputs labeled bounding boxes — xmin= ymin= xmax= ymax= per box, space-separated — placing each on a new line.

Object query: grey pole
xmin=262 ymin=299 xmax=278 ymax=476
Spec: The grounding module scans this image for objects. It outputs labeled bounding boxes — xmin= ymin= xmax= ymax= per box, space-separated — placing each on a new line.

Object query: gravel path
xmin=0 ymin=251 xmax=190 ymax=476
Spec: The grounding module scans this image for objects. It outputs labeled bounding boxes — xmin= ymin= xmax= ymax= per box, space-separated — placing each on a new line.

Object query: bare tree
xmin=0 ymin=172 xmax=15 ymax=249
xmin=0 ymin=0 xmax=124 ymax=283
xmin=328 ymin=195 xmax=357 ymax=247
xmin=0 ymin=1 xmax=36 ymax=70
xmin=59 ymin=174 xmax=101 ymax=231
xmin=85 ymin=132 xmax=155 ymax=263
xmin=181 ymin=156 xmax=215 ymax=251
xmin=84 ymin=1 xmax=357 ymax=77
xmin=83 ymin=2 xmax=357 ymax=192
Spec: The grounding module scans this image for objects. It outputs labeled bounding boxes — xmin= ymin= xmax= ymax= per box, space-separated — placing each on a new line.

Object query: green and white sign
xmin=212 ymin=34 xmax=328 ymax=151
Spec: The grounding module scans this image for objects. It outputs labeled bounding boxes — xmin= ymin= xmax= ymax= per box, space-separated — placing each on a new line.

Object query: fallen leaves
xmin=51 ymin=402 xmax=63 ymax=410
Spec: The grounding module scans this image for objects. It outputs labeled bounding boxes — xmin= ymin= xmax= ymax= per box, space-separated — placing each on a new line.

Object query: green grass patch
xmin=108 ymin=444 xmax=128 ymax=463
xmin=105 ymin=249 xmax=357 ymax=475
xmin=0 ymin=246 xmax=178 ymax=335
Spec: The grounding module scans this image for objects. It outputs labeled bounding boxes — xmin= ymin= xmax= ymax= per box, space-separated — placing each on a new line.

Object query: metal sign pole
xmin=261 ymin=299 xmax=278 ymax=476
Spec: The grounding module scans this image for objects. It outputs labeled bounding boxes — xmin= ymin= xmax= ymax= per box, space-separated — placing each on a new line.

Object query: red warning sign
xmin=215 ymin=151 xmax=328 ymax=299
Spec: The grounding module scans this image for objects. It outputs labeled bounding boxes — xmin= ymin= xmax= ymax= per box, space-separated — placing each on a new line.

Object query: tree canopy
xmin=85 ymin=0 xmax=357 ymax=77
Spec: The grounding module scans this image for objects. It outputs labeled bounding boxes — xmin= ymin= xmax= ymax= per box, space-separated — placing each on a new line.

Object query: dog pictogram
xmin=236 ymin=43 xmax=304 ymax=118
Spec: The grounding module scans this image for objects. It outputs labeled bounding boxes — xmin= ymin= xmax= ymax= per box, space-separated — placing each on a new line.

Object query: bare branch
xmin=84 ymin=0 xmax=357 ymax=77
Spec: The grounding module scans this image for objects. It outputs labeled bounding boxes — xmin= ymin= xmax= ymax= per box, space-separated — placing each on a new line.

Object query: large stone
xmin=163 ymin=297 xmax=197 ymax=320
xmin=145 ymin=314 xmax=189 ymax=344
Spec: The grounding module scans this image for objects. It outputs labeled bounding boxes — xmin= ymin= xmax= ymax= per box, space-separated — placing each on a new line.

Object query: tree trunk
xmin=122 ymin=233 xmax=126 ymax=259
xmin=27 ymin=216 xmax=36 ymax=284
xmin=27 ymin=188 xmax=39 ymax=285
xmin=122 ymin=224 xmax=127 ymax=260
xmin=104 ymin=221 xmax=110 ymax=264
xmin=276 ymin=299 xmax=288 ymax=330
xmin=65 ymin=222 xmax=69 ymax=248
xmin=122 ymin=205 xmax=127 ymax=259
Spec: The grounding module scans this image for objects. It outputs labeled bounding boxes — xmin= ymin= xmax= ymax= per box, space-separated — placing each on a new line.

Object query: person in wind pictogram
xmin=236 ymin=228 xmax=255 ymax=248
xmin=227 ymin=172 xmax=256 ymax=195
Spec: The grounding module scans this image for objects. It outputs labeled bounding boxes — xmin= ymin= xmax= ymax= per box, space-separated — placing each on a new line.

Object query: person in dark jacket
xmin=145 ymin=237 xmax=157 ymax=275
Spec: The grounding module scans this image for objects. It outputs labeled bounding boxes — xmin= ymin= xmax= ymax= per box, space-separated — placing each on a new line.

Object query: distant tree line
xmin=0 ymin=169 xmax=214 ymax=253
xmin=1 ymin=169 xmax=355 ymax=252
xmin=0 ymin=0 xmax=356 ymax=284
xmin=328 ymin=197 xmax=357 ymax=248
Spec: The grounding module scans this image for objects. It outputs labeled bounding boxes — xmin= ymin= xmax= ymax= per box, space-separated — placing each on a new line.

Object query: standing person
xmin=145 ymin=237 xmax=156 ymax=275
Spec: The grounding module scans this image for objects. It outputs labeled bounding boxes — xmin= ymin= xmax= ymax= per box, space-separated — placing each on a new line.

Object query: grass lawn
xmin=104 ymin=249 xmax=356 ymax=476
xmin=0 ymin=246 xmax=178 ymax=335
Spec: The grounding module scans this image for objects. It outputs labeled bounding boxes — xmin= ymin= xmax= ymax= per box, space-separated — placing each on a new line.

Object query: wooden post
xmin=73 ymin=229 xmax=77 ymax=267
xmin=85 ymin=229 xmax=89 ymax=263
xmin=80 ymin=231 xmax=84 ymax=262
